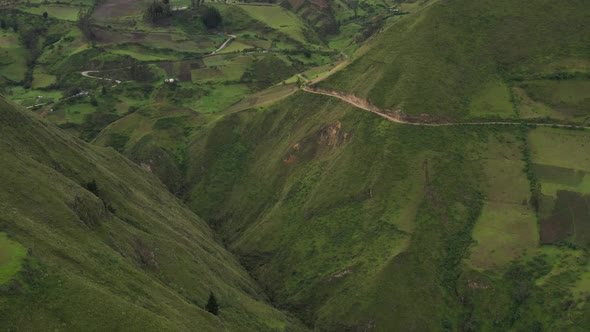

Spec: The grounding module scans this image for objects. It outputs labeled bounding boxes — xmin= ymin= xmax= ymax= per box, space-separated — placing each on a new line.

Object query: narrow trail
xmin=81 ymin=71 xmax=122 ymax=86
xmin=207 ymin=35 xmax=237 ymax=56
xmin=302 ymin=86 xmax=590 ymax=129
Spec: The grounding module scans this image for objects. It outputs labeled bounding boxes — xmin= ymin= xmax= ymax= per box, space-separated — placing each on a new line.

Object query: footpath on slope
xmin=302 ymin=85 xmax=590 ymax=129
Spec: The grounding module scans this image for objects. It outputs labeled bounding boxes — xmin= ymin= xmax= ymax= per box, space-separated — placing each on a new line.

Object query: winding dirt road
xmin=302 ymin=86 xmax=590 ymax=129
xmin=80 ymin=34 xmax=237 ymax=83
xmin=81 ymin=71 xmax=122 ymax=86
xmin=77 ymin=35 xmax=588 ymax=130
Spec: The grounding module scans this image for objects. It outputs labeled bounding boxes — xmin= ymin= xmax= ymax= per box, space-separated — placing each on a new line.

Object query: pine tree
xmin=206 ymin=292 xmax=219 ymax=315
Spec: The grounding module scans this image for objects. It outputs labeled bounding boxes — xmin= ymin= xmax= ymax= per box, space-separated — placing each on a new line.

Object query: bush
xmin=206 ymin=292 xmax=219 ymax=315
xmin=85 ymin=179 xmax=99 ymax=196
xmin=201 ymin=6 xmax=222 ymax=29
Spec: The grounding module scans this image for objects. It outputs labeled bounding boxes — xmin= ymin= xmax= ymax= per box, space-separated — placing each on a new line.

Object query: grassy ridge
xmin=319 ymin=0 xmax=590 ymax=120
xmin=170 ymin=93 xmax=589 ymax=330
xmin=0 ymin=96 xmax=303 ymax=331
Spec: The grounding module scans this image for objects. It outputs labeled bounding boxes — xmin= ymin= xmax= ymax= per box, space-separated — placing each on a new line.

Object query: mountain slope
xmin=319 ymin=0 xmax=590 ymax=120
xmin=97 ymin=90 xmax=590 ymax=330
xmin=0 ymin=95 xmax=303 ymax=331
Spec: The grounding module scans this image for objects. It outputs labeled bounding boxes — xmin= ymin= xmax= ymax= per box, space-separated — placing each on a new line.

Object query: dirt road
xmin=302 ymin=86 xmax=590 ymax=129
xmin=80 ymin=34 xmax=237 ymax=82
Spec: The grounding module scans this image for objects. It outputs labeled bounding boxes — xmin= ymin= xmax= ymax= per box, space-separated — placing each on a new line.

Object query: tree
xmin=162 ymin=0 xmax=169 ymax=4
xmin=144 ymin=1 xmax=171 ymax=24
xmin=86 ymin=179 xmax=99 ymax=196
xmin=42 ymin=12 xmax=48 ymax=19
xmin=206 ymin=292 xmax=219 ymax=315
xmin=1 ymin=20 xmax=7 ymax=30
xmin=201 ymin=6 xmax=222 ymax=29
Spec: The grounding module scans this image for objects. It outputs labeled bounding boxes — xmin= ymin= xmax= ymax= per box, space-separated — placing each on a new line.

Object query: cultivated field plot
xmin=191 ymin=83 xmax=250 ymax=113
xmin=18 ymin=4 xmax=84 ymax=21
xmin=222 ymin=83 xmax=297 ymax=114
xmin=514 ymin=79 xmax=590 ymax=122
xmin=469 ymin=81 xmax=515 ymax=119
xmin=528 ymin=128 xmax=590 ymax=244
xmin=0 ymin=32 xmax=26 ymax=82
xmin=32 ymin=67 xmax=57 ymax=89
xmin=468 ymin=133 xmax=538 ymax=270
xmin=92 ymin=0 xmax=149 ymax=25
xmin=0 ymin=232 xmax=26 ymax=285
xmin=193 ymin=55 xmax=252 ymax=83
xmin=236 ymin=4 xmax=309 ymax=44
xmin=93 ymin=28 xmax=216 ymax=53
xmin=109 ymin=45 xmax=187 ymax=61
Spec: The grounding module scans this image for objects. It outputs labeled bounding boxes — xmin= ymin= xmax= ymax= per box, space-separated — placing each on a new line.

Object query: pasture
xmin=0 ymin=32 xmax=27 ymax=82
xmin=528 ymin=128 xmax=590 ymax=244
xmin=0 ymin=233 xmax=26 ymax=285
xmin=514 ymin=80 xmax=590 ymax=122
xmin=19 ymin=5 xmax=83 ymax=21
xmin=237 ymin=4 xmax=308 ymax=44
xmin=468 ymin=133 xmax=538 ymax=270
xmin=469 ymin=81 xmax=515 ymax=118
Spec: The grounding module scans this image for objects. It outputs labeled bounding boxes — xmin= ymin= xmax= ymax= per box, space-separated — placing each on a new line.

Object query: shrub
xmin=206 ymin=292 xmax=219 ymax=315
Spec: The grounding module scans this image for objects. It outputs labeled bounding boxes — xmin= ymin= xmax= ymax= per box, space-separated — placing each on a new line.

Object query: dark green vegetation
xmin=0 ymin=96 xmax=303 ymax=330
xmin=2 ymin=0 xmax=590 ymax=331
xmin=98 ymin=91 xmax=590 ymax=330
xmin=320 ymin=0 xmax=590 ymax=121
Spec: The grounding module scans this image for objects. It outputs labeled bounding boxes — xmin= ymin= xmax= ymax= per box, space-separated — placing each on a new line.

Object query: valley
xmin=1 ymin=0 xmax=590 ymax=331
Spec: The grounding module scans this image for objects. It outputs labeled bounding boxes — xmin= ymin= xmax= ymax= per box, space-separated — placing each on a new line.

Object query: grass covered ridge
xmin=0 ymin=96 xmax=303 ymax=331
xmin=320 ymin=0 xmax=590 ymax=120
xmin=103 ymin=91 xmax=587 ymax=330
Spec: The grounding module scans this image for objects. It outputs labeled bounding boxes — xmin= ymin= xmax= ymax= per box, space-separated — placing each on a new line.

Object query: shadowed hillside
xmin=0 ymin=95 xmax=303 ymax=331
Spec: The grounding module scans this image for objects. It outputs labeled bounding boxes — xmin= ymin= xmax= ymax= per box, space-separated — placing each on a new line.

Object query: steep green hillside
xmin=97 ymin=90 xmax=590 ymax=330
xmin=319 ymin=0 xmax=590 ymax=120
xmin=0 ymin=95 xmax=303 ymax=331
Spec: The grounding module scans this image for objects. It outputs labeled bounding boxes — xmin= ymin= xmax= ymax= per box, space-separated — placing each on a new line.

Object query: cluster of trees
xmin=144 ymin=0 xmax=222 ymax=29
xmin=144 ymin=0 xmax=172 ymax=24
xmin=0 ymin=17 xmax=18 ymax=32
xmin=78 ymin=8 xmax=94 ymax=40
xmin=200 ymin=6 xmax=221 ymax=29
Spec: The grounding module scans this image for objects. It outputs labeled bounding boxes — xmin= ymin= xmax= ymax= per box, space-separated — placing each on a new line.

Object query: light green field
xmin=529 ymin=128 xmax=590 ymax=196
xmin=194 ymin=55 xmax=252 ymax=82
xmin=23 ymin=0 xmax=94 ymax=4
xmin=469 ymin=81 xmax=514 ymax=118
xmin=0 ymin=33 xmax=20 ymax=47
xmin=0 ymin=47 xmax=27 ymax=82
xmin=468 ymin=134 xmax=538 ymax=270
xmin=65 ymin=103 xmax=97 ymax=124
xmin=529 ymin=128 xmax=590 ymax=172
xmin=513 ymin=86 xmax=556 ymax=119
xmin=193 ymin=84 xmax=250 ymax=113
xmin=469 ymin=203 xmax=538 ymax=270
xmin=0 ymin=233 xmax=26 ymax=285
xmin=19 ymin=5 xmax=83 ymax=21
xmin=237 ymin=4 xmax=308 ymax=44
xmin=110 ymin=48 xmax=180 ymax=61
xmin=219 ymin=41 xmax=251 ymax=53
xmin=32 ymin=68 xmax=57 ymax=89
xmin=515 ymin=80 xmax=590 ymax=121
xmin=222 ymin=83 xmax=297 ymax=114
xmin=191 ymin=68 xmax=223 ymax=83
